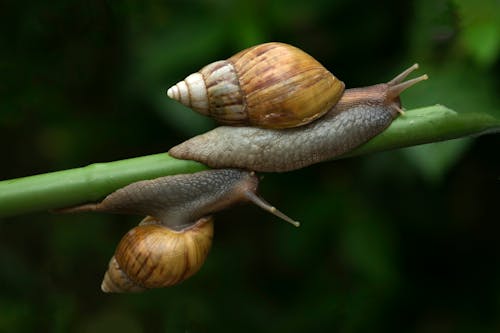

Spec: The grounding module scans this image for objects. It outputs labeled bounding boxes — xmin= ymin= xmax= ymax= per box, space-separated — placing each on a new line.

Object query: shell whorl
xmin=166 ymin=72 xmax=209 ymax=113
xmin=167 ymin=60 xmax=247 ymax=125
xmin=101 ymin=256 xmax=146 ymax=293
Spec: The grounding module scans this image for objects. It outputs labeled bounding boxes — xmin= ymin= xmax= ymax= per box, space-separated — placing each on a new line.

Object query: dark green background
xmin=1 ymin=0 xmax=499 ymax=332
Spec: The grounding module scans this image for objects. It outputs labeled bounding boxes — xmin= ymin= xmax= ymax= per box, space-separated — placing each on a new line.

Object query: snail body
xmin=169 ymin=64 xmax=428 ymax=172
xmin=63 ymin=169 xmax=298 ymax=292
xmin=167 ymin=42 xmax=345 ymax=129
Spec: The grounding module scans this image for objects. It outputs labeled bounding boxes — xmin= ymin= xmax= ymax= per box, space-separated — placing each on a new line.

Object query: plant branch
xmin=342 ymin=105 xmax=500 ymax=158
xmin=0 ymin=155 xmax=207 ymax=218
xmin=0 ymin=104 xmax=498 ymax=218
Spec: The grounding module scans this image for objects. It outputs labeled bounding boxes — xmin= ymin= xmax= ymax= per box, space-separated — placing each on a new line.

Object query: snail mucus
xmin=65 ymin=42 xmax=427 ymax=292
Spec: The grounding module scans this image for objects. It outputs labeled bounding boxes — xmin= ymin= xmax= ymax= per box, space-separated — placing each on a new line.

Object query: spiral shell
xmin=101 ymin=217 xmax=214 ymax=293
xmin=167 ymin=42 xmax=345 ymax=129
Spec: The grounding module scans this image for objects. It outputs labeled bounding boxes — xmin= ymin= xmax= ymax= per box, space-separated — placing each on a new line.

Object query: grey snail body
xmin=169 ymin=64 xmax=428 ymax=172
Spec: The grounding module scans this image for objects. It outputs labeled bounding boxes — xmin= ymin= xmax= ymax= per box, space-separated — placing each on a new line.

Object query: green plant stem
xmin=342 ymin=105 xmax=500 ymax=158
xmin=0 ymin=105 xmax=499 ymax=218
xmin=0 ymin=155 xmax=207 ymax=218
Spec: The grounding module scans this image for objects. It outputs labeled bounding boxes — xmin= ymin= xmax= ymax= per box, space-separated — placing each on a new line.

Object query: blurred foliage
xmin=0 ymin=0 xmax=499 ymax=332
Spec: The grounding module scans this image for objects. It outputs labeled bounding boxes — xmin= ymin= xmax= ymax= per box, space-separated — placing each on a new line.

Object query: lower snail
xmin=62 ymin=169 xmax=298 ymax=293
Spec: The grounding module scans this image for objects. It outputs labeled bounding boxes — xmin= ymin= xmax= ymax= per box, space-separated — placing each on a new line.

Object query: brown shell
xmin=167 ymin=42 xmax=345 ymax=129
xmin=101 ymin=217 xmax=214 ymax=293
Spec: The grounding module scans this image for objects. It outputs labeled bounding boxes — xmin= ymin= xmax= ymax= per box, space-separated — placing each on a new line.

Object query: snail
xmin=167 ymin=42 xmax=428 ymax=172
xmin=61 ymin=169 xmax=298 ymax=293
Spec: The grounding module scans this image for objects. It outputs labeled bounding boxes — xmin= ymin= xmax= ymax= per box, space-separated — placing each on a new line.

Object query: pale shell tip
xmin=101 ymin=277 xmax=112 ymax=293
xmin=166 ymin=86 xmax=178 ymax=100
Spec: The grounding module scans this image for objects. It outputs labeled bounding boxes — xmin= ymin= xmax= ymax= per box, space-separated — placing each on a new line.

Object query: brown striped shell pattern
xmin=167 ymin=42 xmax=345 ymax=129
xmin=101 ymin=216 xmax=214 ymax=293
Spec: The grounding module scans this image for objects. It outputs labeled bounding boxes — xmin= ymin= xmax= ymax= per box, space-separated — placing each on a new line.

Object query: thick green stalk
xmin=0 ymin=155 xmax=207 ymax=217
xmin=0 ymin=105 xmax=499 ymax=218
xmin=342 ymin=105 xmax=500 ymax=158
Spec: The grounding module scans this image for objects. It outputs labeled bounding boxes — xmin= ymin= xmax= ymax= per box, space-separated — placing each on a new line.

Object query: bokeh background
xmin=1 ymin=0 xmax=499 ymax=332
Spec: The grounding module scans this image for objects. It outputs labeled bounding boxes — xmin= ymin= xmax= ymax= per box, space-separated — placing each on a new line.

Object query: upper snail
xmin=166 ymin=42 xmax=345 ymax=129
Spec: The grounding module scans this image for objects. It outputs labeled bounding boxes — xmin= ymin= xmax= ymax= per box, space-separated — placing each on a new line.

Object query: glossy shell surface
xmin=101 ymin=217 xmax=213 ymax=293
xmin=167 ymin=42 xmax=345 ymax=129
